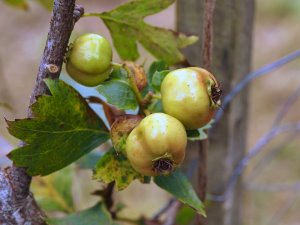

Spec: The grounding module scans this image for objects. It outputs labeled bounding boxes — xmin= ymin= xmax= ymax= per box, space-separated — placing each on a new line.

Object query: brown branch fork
xmin=0 ymin=1 xmax=83 ymax=224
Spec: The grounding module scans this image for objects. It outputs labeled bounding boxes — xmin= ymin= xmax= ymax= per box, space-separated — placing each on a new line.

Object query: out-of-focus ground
xmin=0 ymin=0 xmax=300 ymax=224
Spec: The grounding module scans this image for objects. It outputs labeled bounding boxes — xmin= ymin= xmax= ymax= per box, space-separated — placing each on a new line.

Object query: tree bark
xmin=0 ymin=1 xmax=83 ymax=224
xmin=177 ymin=1 xmax=254 ymax=225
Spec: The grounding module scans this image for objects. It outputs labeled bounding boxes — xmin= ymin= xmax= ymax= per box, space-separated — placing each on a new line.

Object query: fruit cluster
xmin=65 ymin=33 xmax=221 ymax=176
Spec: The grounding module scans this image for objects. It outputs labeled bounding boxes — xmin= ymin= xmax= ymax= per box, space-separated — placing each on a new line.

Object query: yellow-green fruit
xmin=161 ymin=67 xmax=220 ymax=130
xmin=126 ymin=113 xmax=187 ymax=176
xmin=66 ymin=33 xmax=112 ymax=87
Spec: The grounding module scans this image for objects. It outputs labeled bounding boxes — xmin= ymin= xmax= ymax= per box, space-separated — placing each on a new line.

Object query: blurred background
xmin=0 ymin=0 xmax=300 ymax=224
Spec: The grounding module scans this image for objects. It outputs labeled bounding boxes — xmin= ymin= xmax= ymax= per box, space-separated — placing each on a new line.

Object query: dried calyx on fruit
xmin=125 ymin=113 xmax=187 ymax=176
xmin=161 ymin=67 xmax=221 ymax=130
xmin=66 ymin=33 xmax=113 ymax=87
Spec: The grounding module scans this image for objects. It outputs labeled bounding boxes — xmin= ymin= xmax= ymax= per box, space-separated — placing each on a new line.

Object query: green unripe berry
xmin=126 ymin=113 xmax=187 ymax=176
xmin=66 ymin=33 xmax=113 ymax=87
xmin=161 ymin=67 xmax=220 ymax=130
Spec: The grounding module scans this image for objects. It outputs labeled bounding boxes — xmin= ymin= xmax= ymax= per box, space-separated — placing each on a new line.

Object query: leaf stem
xmin=103 ymin=182 xmax=115 ymax=210
xmin=111 ymin=62 xmax=123 ymax=67
xmin=82 ymin=12 xmax=99 ymax=18
xmin=122 ymin=65 xmax=145 ymax=110
xmin=152 ymin=93 xmax=162 ymax=99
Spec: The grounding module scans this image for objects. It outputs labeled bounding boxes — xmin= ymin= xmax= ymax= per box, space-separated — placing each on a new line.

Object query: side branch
xmin=29 ymin=3 xmax=84 ymax=107
xmin=0 ymin=1 xmax=83 ymax=224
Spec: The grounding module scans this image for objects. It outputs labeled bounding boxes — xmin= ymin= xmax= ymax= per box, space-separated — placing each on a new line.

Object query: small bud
xmin=46 ymin=64 xmax=59 ymax=74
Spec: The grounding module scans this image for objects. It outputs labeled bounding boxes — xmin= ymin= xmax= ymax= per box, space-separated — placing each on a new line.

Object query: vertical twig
xmin=202 ymin=0 xmax=216 ymax=71
xmin=0 ymin=1 xmax=83 ymax=224
xmin=197 ymin=0 xmax=216 ymax=224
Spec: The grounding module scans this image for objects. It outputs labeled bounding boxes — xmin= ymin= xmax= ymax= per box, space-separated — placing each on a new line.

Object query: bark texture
xmin=0 ymin=1 xmax=83 ymax=224
xmin=177 ymin=0 xmax=254 ymax=224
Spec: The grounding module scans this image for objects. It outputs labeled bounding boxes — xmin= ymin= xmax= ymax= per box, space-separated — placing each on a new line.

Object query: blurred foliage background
xmin=1 ymin=0 xmax=300 ymax=224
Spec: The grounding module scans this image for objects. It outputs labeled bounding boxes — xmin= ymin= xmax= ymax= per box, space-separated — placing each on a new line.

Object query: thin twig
xmin=153 ymin=155 xmax=199 ymax=222
xmin=153 ymin=198 xmax=177 ymax=220
xmin=214 ymin=49 xmax=300 ymax=123
xmin=209 ymin=81 xmax=300 ymax=201
xmin=162 ymin=201 xmax=181 ymax=225
xmin=245 ymin=84 xmax=300 ymax=181
xmin=271 ymin=84 xmax=300 ymax=128
xmin=202 ymin=0 xmax=216 ymax=71
xmin=104 ymin=182 xmax=115 ymax=213
xmin=246 ymin=182 xmax=300 ymax=192
xmin=208 ymin=122 xmax=300 ymax=202
xmin=197 ymin=0 xmax=216 ymax=224
xmin=246 ymin=133 xmax=298 ymax=181
xmin=0 ymin=1 xmax=83 ymax=224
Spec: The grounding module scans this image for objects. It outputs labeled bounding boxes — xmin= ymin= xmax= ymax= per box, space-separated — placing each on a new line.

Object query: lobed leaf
xmin=154 ymin=170 xmax=206 ymax=216
xmin=7 ymin=79 xmax=110 ymax=176
xmin=93 ymin=148 xmax=144 ymax=190
xmin=95 ymin=0 xmax=198 ymax=65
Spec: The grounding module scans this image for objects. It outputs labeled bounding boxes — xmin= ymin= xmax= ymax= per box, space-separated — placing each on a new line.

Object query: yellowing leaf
xmin=93 ymin=149 xmax=144 ymax=190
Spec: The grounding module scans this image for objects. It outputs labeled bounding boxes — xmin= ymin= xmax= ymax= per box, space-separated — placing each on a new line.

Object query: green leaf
xmin=143 ymin=60 xmax=169 ymax=95
xmin=110 ymin=65 xmax=129 ymax=81
xmin=7 ymin=79 xmax=109 ymax=176
xmin=96 ymin=80 xmax=138 ymax=110
xmin=31 ymin=165 xmax=75 ymax=213
xmin=151 ymin=70 xmax=169 ymax=92
xmin=3 ymin=0 xmax=28 ymax=10
xmin=96 ymin=0 xmax=198 ymax=65
xmin=148 ymin=61 xmax=169 ymax=81
xmin=48 ymin=203 xmax=113 ymax=225
xmin=154 ymin=170 xmax=206 ymax=216
xmin=148 ymin=99 xmax=163 ymax=113
xmin=93 ymin=148 xmax=144 ymax=190
xmin=187 ymin=120 xmax=214 ymax=141
xmin=175 ymin=205 xmax=197 ymax=225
